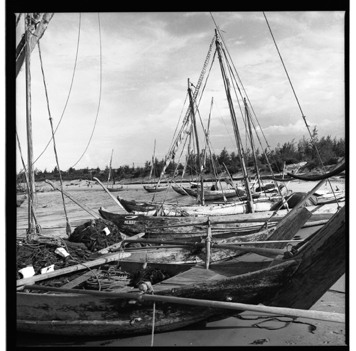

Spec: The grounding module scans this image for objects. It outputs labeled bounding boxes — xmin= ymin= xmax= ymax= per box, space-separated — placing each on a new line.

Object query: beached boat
xmin=16 ymin=205 xmax=345 ymax=337
xmin=171 ymin=185 xmax=190 ymax=196
xmin=98 ymin=201 xmax=337 ymax=239
xmin=17 ymin=195 xmax=27 ymax=207
xmin=143 ymin=184 xmax=169 ymax=193
xmin=117 ymin=195 xmax=274 ymax=216
xmin=107 ymin=185 xmax=124 ymax=192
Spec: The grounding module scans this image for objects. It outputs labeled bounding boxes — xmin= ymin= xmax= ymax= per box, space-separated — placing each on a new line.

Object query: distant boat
xmin=107 ymin=185 xmax=124 ymax=192
xmin=17 ymin=195 xmax=27 ymax=207
xmin=143 ymin=184 xmax=169 ymax=193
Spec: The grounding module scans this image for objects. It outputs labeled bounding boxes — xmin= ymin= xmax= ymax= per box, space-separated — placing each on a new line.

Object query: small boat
xmin=98 ymin=202 xmax=336 ymax=239
xmin=107 ymin=185 xmax=124 ymax=192
xmin=16 ymin=205 xmax=345 ymax=337
xmin=143 ymin=184 xmax=169 ymax=193
xmin=116 ymin=195 xmax=274 ymax=216
xmin=17 ymin=195 xmax=27 ymax=207
xmin=172 ymin=185 xmax=190 ymax=196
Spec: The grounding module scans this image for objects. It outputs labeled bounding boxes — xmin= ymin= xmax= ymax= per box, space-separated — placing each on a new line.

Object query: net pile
xmin=69 ymin=218 xmax=125 ymax=251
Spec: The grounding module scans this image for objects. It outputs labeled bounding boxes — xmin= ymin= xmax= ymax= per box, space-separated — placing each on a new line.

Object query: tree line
xmin=24 ymin=131 xmax=345 ymax=183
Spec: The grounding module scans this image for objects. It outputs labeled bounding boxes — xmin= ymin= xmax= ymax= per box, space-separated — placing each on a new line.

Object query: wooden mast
xmin=107 ymin=149 xmax=114 ymax=187
xmin=187 ymin=78 xmax=205 ymax=205
xmin=149 ymin=139 xmax=156 ymax=181
xmin=16 ymin=13 xmax=54 ymax=77
xmin=214 ymin=30 xmax=254 ymax=213
xmin=24 ymin=14 xmax=37 ymax=239
xmin=244 ymin=97 xmax=262 ymax=191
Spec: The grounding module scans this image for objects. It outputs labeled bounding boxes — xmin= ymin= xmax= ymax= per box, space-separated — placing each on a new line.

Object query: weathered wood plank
xmin=267 ymin=206 xmax=346 ymax=309
xmin=61 ymin=269 xmax=99 ymax=289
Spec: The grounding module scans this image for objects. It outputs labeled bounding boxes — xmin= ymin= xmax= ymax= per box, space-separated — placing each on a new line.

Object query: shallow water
xmin=15 ymin=179 xmax=347 ymax=347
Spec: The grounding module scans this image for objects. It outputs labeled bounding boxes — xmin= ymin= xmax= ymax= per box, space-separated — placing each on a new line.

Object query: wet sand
xmin=14 ymin=177 xmax=347 ymax=347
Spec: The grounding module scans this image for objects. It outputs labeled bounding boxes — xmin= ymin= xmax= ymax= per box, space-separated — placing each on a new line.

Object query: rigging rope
xmin=38 ymin=40 xmax=72 ymax=236
xmin=32 ymin=13 xmax=82 ymax=167
xmin=71 ymin=12 xmax=102 ymax=168
xmin=263 ymin=12 xmax=339 ymax=203
xmin=16 ymin=131 xmax=41 ymax=231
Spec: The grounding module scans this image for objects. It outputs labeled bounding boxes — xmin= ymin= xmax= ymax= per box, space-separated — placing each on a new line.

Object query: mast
xmin=25 ymin=14 xmax=37 ymax=238
xmin=214 ymin=30 xmax=254 ymax=213
xmin=107 ymin=149 xmax=114 ymax=184
xmin=187 ymin=78 xmax=205 ymax=205
xmin=149 ymin=139 xmax=156 ymax=180
xmin=16 ymin=13 xmax=54 ymax=77
xmin=244 ymin=98 xmax=262 ymax=191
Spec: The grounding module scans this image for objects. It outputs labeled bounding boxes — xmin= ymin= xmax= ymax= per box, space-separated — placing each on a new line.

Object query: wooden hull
xmin=107 ymin=186 xmax=124 ymax=192
xmin=17 ymin=195 xmax=26 ymax=207
xmin=17 ymin=206 xmax=345 ymax=337
xmin=172 ymin=185 xmax=189 ymax=196
xmin=143 ymin=185 xmax=168 ymax=193
xmin=116 ymin=196 xmax=274 ymax=216
xmin=98 ymin=206 xmax=337 ymax=237
xmin=17 ymin=260 xmax=299 ymax=337
xmin=98 ymin=207 xmax=273 ymax=239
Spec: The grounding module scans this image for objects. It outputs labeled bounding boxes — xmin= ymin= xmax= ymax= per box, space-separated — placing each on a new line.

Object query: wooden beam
xmin=61 ymin=269 xmax=99 ymax=289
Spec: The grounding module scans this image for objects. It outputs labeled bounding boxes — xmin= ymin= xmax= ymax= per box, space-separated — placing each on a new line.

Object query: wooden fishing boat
xmin=143 ymin=184 xmax=169 ymax=193
xmin=107 ymin=185 xmax=124 ymax=192
xmin=16 ymin=205 xmax=345 ymax=337
xmin=17 ymin=195 xmax=27 ymax=207
xmin=172 ymin=185 xmax=190 ymax=196
xmin=116 ymin=195 xmax=274 ymax=216
xmin=98 ymin=202 xmax=337 ymax=239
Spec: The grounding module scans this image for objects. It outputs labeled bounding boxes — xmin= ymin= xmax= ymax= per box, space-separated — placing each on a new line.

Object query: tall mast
xmin=214 ymin=30 xmax=254 ymax=213
xmin=244 ymin=98 xmax=262 ymax=191
xmin=107 ymin=149 xmax=114 ymax=184
xmin=187 ymin=78 xmax=205 ymax=205
xmin=25 ymin=14 xmax=37 ymax=238
xmin=149 ymin=139 xmax=156 ymax=180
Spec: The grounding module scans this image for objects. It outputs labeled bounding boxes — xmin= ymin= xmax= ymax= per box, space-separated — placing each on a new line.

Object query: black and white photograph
xmin=7 ymin=5 xmax=349 ymax=348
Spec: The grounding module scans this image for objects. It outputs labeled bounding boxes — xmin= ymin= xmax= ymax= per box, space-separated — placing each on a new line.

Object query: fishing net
xmin=68 ymin=218 xmax=125 ymax=251
xmin=16 ymin=239 xmax=94 ymax=280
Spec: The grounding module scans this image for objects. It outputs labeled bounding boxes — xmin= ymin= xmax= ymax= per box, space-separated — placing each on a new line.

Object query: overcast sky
xmin=15 ymin=11 xmax=346 ymax=172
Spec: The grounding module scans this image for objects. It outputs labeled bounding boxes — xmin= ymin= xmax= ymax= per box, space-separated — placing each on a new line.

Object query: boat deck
xmin=152 ymin=266 xmax=228 ymax=292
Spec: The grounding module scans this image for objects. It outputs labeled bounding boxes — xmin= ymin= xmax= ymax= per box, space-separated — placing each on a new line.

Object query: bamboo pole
xmin=45 ymin=179 xmax=99 ymax=218
xmin=22 ymin=285 xmax=345 ymax=324
xmin=188 ymin=78 xmax=205 ymax=205
xmin=205 ymin=219 xmax=212 ymax=269
xmin=94 ymin=177 xmax=128 ymax=212
xmin=25 ymin=14 xmax=36 ymax=239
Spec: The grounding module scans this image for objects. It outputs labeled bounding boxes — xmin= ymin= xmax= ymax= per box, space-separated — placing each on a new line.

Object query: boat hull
xmin=17 ymin=260 xmax=298 ymax=337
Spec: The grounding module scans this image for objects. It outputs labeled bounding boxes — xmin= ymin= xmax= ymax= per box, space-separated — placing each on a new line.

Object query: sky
xmin=15 ymin=11 xmax=346 ymax=172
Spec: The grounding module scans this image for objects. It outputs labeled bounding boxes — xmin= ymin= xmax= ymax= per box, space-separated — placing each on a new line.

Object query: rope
xmin=38 ymin=41 xmax=72 ymax=236
xmin=263 ymin=12 xmax=339 ymax=203
xmin=16 ymin=132 xmax=42 ymax=232
xmin=71 ymin=12 xmax=102 ymax=168
xmin=32 ymin=13 xmax=82 ymax=167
